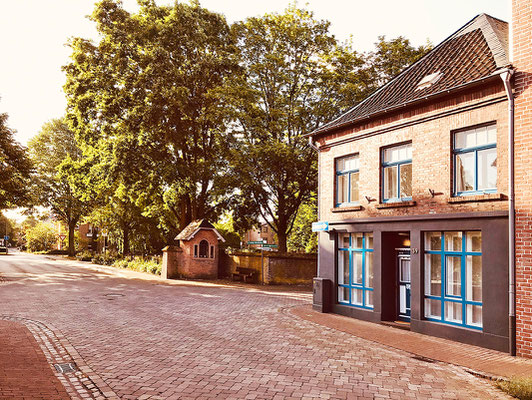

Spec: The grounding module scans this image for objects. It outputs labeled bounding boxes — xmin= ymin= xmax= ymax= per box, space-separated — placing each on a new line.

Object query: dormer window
xmin=416 ymin=71 xmax=443 ymax=91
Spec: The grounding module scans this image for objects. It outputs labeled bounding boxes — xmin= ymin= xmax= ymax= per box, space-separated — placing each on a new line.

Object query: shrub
xmin=111 ymin=257 xmax=161 ymax=275
xmin=26 ymin=222 xmax=57 ymax=252
xmin=497 ymin=377 xmax=532 ymax=399
xmin=113 ymin=259 xmax=129 ymax=269
xmin=76 ymin=250 xmax=93 ymax=261
xmin=91 ymin=252 xmax=119 ymax=266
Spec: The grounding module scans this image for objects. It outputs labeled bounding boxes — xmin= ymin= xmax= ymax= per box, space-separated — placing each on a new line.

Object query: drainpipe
xmin=500 ymin=69 xmax=515 ymax=356
xmin=308 ymin=136 xmax=321 ymax=276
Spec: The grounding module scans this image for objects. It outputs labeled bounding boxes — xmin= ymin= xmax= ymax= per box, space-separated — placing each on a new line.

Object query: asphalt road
xmin=0 ymin=251 xmax=509 ymax=399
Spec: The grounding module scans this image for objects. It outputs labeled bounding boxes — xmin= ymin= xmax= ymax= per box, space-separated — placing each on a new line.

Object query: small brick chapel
xmin=162 ymin=219 xmax=225 ymax=280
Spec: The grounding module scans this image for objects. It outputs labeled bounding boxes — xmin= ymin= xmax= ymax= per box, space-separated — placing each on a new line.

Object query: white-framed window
xmin=337 ymin=232 xmax=374 ymax=309
xmin=424 ymin=231 xmax=482 ymax=329
xmin=453 ymin=124 xmax=497 ymax=196
xmin=382 ymin=143 xmax=412 ymax=202
xmin=335 ymin=154 xmax=360 ymax=207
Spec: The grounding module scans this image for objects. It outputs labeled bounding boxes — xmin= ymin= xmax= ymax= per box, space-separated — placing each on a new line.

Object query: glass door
xmin=398 ymin=253 xmax=411 ymax=321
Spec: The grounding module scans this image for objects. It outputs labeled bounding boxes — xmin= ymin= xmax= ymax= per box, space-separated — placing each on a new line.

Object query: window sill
xmin=447 ymin=193 xmax=507 ymax=203
xmin=331 ymin=205 xmax=363 ymax=213
xmin=376 ymin=201 xmax=416 ymax=209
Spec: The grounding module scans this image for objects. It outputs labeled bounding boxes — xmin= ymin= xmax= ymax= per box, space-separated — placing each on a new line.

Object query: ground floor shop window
xmin=424 ymin=231 xmax=482 ymax=329
xmin=337 ymin=233 xmax=374 ymax=309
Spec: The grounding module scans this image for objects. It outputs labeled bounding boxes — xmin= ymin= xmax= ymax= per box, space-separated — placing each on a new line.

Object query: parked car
xmin=0 ymin=246 xmax=8 ymax=254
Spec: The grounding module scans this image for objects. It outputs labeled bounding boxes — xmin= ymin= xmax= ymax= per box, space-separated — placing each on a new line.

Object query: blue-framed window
xmin=335 ymin=155 xmax=359 ymax=207
xmin=337 ymin=232 xmax=374 ymax=309
xmin=382 ymin=143 xmax=412 ymax=202
xmin=454 ymin=124 xmax=497 ymax=196
xmin=424 ymin=231 xmax=483 ymax=329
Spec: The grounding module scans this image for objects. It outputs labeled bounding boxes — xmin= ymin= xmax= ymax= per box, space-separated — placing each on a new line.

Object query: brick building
xmin=513 ymin=0 xmax=532 ymax=358
xmin=309 ymin=9 xmax=532 ymax=355
xmin=243 ymin=223 xmax=277 ymax=248
xmin=162 ymin=219 xmax=225 ymax=280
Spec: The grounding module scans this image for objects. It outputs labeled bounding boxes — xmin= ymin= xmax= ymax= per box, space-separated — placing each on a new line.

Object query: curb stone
xmin=1 ymin=315 xmax=120 ymax=400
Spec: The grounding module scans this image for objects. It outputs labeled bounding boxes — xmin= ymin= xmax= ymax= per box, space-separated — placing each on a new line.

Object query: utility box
xmin=313 ymin=277 xmax=332 ymax=313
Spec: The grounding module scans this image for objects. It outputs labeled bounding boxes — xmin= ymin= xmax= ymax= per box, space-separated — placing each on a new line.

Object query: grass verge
xmin=497 ymin=377 xmax=532 ymax=399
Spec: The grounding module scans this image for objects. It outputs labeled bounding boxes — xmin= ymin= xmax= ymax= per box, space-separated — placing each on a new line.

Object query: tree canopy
xmin=28 ymin=118 xmax=90 ymax=256
xmin=227 ymin=7 xmax=421 ymax=252
xmin=64 ymin=0 xmax=238 ymax=245
xmin=0 ymin=112 xmax=32 ymax=210
xmin=365 ymin=35 xmax=432 ymax=89
xmin=58 ymin=1 xmax=432 ymax=254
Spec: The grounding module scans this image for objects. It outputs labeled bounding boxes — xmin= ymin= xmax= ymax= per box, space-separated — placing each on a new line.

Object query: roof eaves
xmin=308 ymin=68 xmax=511 ymax=139
xmin=306 ymin=16 xmax=487 ymax=138
xmin=307 ymin=14 xmax=509 ymax=138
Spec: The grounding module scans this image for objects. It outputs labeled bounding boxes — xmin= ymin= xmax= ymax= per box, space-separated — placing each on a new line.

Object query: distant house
xmin=77 ymin=223 xmax=103 ymax=252
xmin=308 ymin=9 xmax=532 ymax=357
xmin=243 ymin=223 xmax=277 ymax=248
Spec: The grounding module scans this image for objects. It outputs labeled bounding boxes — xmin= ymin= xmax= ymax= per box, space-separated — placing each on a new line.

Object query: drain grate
xmin=104 ymin=293 xmax=124 ymax=299
xmin=411 ymin=355 xmax=436 ymax=363
xmin=54 ymin=362 xmax=77 ymax=373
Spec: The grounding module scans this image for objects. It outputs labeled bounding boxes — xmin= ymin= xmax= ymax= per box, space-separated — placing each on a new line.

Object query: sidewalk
xmin=0 ymin=320 xmax=70 ymax=400
xmin=289 ymin=304 xmax=532 ymax=380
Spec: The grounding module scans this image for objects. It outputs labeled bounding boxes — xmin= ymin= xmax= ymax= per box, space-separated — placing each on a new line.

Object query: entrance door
xmin=397 ymin=251 xmax=411 ymax=321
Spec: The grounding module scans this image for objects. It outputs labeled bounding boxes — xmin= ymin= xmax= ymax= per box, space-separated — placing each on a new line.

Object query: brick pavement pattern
xmin=290 ymin=305 xmax=532 ymax=379
xmin=0 ymin=252 xmax=512 ymax=399
xmin=0 ymin=319 xmax=70 ymax=399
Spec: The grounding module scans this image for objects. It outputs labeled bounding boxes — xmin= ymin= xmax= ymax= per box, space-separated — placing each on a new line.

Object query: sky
xmin=0 ymin=0 xmax=510 ymax=147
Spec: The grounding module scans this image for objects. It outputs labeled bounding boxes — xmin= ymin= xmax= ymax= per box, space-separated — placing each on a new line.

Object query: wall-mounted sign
xmin=312 ymin=221 xmax=329 ymax=232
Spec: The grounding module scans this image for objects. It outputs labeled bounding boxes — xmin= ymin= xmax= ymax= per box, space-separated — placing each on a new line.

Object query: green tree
xmin=0 ymin=112 xmax=32 ymax=210
xmin=25 ymin=222 xmax=56 ymax=252
xmin=365 ymin=36 xmax=432 ymax=88
xmin=214 ymin=213 xmax=241 ymax=249
xmin=228 ymin=6 xmax=366 ymax=252
xmin=28 ymin=118 xmax=89 ymax=256
xmin=0 ymin=213 xmax=16 ymax=246
xmin=287 ymin=196 xmax=317 ymax=253
xmin=63 ymin=0 xmax=239 ymax=245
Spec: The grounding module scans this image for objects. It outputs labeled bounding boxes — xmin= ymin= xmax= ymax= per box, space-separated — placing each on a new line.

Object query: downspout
xmin=308 ymin=136 xmax=320 ymax=276
xmin=500 ymin=69 xmax=516 ymax=356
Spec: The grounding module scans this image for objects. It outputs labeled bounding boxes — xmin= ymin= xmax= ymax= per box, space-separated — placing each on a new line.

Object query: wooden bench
xmin=231 ymin=267 xmax=259 ymax=283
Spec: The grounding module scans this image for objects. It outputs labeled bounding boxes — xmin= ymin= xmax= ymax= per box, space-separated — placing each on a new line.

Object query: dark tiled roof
xmin=310 ymin=14 xmax=509 ymax=137
xmin=175 ymin=219 xmax=215 ymax=240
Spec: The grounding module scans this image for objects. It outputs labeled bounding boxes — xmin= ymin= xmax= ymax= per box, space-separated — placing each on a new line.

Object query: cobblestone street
xmin=0 ymin=252 xmax=510 ymax=399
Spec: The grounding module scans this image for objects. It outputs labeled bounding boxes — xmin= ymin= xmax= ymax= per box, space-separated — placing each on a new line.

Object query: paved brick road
xmin=0 ymin=252 xmax=510 ymax=399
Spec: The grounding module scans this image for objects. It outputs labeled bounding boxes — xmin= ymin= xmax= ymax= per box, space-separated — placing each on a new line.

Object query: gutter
xmin=500 ymin=68 xmax=515 ymax=356
xmin=308 ymin=137 xmax=321 ymax=276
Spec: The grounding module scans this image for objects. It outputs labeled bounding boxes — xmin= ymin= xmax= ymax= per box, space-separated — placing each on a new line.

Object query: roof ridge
xmin=451 ymin=13 xmax=509 ymax=68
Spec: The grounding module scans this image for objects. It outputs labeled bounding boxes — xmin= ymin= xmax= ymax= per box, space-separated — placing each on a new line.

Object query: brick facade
xmin=178 ymin=229 xmax=220 ymax=279
xmin=313 ymin=27 xmax=514 ymax=351
xmin=318 ymin=82 xmax=509 ymax=221
xmin=513 ymin=0 xmax=532 ymax=358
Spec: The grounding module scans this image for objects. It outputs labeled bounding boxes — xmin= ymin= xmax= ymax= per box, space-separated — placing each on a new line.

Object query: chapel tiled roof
xmin=309 ymin=14 xmax=510 ymax=137
xmin=175 ymin=219 xmax=215 ymax=241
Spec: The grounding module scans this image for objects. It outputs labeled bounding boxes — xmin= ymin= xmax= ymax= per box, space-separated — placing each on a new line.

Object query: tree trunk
xmin=68 ymin=220 xmax=77 ymax=257
xmin=276 ymin=218 xmax=288 ymax=253
xmin=123 ymin=226 xmax=130 ymax=256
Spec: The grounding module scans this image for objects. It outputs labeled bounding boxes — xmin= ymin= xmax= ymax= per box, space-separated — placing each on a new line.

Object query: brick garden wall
xmin=513 ymin=0 xmax=532 ymax=358
xmin=317 ymin=82 xmax=509 ymax=223
xmin=223 ymin=251 xmax=317 ymax=285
